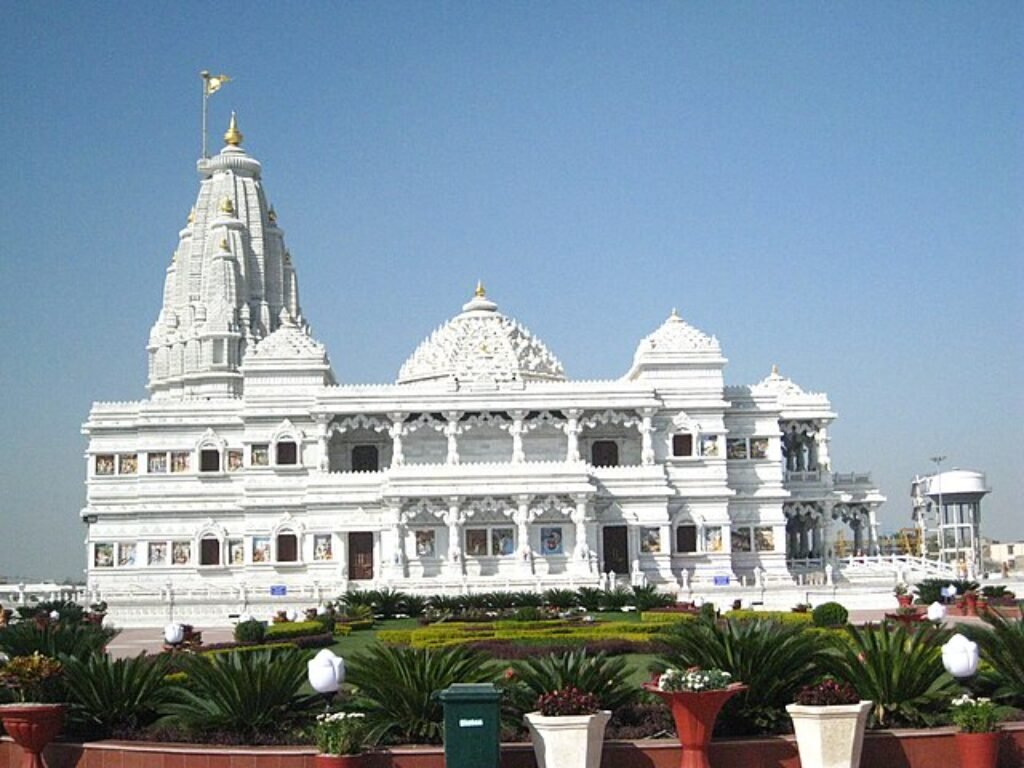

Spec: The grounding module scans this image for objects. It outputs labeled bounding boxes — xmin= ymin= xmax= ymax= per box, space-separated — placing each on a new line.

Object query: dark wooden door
xmin=602 ymin=526 xmax=629 ymax=574
xmin=348 ymin=532 xmax=374 ymax=580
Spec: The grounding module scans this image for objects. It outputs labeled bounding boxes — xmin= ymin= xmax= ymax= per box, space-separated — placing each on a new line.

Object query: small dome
xmin=632 ymin=310 xmax=720 ymax=361
xmin=752 ymin=364 xmax=807 ymax=397
xmin=398 ymin=285 xmax=566 ymax=388
xmin=248 ymin=312 xmax=328 ymax=362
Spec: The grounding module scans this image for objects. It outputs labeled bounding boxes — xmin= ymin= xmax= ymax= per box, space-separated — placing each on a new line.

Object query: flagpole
xmin=200 ymin=70 xmax=210 ymax=159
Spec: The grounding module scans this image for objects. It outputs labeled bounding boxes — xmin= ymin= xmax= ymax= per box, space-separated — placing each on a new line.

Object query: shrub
xmin=820 ymin=623 xmax=959 ymax=727
xmin=512 ymin=606 xmax=545 ymax=622
xmin=0 ymin=652 xmax=63 ymax=702
xmin=508 ymin=591 xmax=544 ymax=609
xmin=535 ymin=687 xmax=601 ymax=716
xmin=542 ymin=589 xmax=580 ymax=610
xmin=600 ymin=587 xmax=633 ymax=611
xmin=658 ymin=618 xmax=823 ymax=735
xmin=981 ymin=586 xmax=1015 ymax=601
xmin=401 ymin=594 xmax=428 ymax=617
xmin=16 ymin=600 xmax=85 ymax=624
xmin=811 ymin=602 xmax=848 ymax=628
xmin=794 ymin=678 xmax=859 ymax=706
xmin=725 ymin=610 xmax=812 ymax=626
xmin=949 ymin=694 xmax=1001 ymax=733
xmin=426 ymin=593 xmax=464 ymax=614
xmin=698 ymin=602 xmax=717 ymax=624
xmin=164 ymin=647 xmax=320 ymax=739
xmin=631 ymin=585 xmax=675 ymax=612
xmin=575 ymin=587 xmax=605 ymax=612
xmin=0 ymin=620 xmax=119 ymax=659
xmin=62 ymin=652 xmax=176 ymax=737
xmin=234 ymin=619 xmax=266 ymax=644
xmin=346 ymin=644 xmax=498 ymax=744
xmin=963 ymin=609 xmax=1024 ymax=706
xmin=506 ymin=649 xmax=635 ymax=718
xmin=915 ymin=578 xmax=979 ymax=605
xmin=265 ymin=620 xmax=328 ymax=641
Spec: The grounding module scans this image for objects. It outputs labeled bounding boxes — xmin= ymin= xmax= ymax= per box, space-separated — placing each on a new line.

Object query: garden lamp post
xmin=941 ymin=634 xmax=980 ymax=679
xmin=308 ymin=648 xmax=345 ymax=710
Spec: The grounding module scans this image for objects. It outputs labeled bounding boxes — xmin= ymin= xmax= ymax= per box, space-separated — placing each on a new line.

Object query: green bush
xmin=62 ymin=652 xmax=176 ymax=737
xmin=575 ymin=587 xmax=605 ymax=612
xmin=265 ymin=620 xmax=328 ymax=641
xmin=811 ymin=602 xmax=849 ymax=628
xmin=234 ymin=619 xmax=267 ymax=644
xmin=631 ymin=585 xmax=675 ymax=612
xmin=505 ymin=649 xmax=635 ymax=718
xmin=0 ymin=620 xmax=119 ymax=659
xmin=963 ymin=610 xmax=1024 ymax=707
xmin=378 ymin=618 xmax=665 ymax=650
xmin=164 ymin=647 xmax=319 ymax=738
xmin=542 ymin=588 xmax=580 ymax=610
xmin=914 ymin=578 xmax=979 ymax=605
xmin=820 ymin=623 xmax=958 ymax=727
xmin=347 ymin=644 xmax=498 ymax=744
xmin=15 ymin=600 xmax=85 ymax=624
xmin=658 ymin=619 xmax=824 ymax=735
xmin=725 ymin=610 xmax=813 ymax=626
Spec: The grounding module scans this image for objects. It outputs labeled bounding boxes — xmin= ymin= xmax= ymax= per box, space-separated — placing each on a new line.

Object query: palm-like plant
xmin=657 ymin=619 xmax=823 ymax=734
xmin=542 ymin=588 xmax=580 ymax=611
xmin=0 ymin=620 xmax=119 ymax=659
xmin=346 ymin=643 xmax=498 ymax=744
xmin=506 ymin=649 xmax=635 ymax=717
xmin=575 ymin=587 xmax=605 ymax=612
xmin=963 ymin=610 xmax=1024 ymax=706
xmin=820 ymin=623 xmax=959 ymax=727
xmin=426 ymin=593 xmax=464 ymax=614
xmin=62 ymin=652 xmax=176 ymax=736
xmin=164 ymin=648 xmax=319 ymax=738
xmin=631 ymin=585 xmax=674 ymax=612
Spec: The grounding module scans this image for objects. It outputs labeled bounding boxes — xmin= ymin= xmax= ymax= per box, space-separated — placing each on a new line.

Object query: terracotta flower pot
xmin=954 ymin=731 xmax=1000 ymax=768
xmin=314 ymin=754 xmax=365 ymax=768
xmin=643 ymin=683 xmax=747 ymax=768
xmin=896 ymin=594 xmax=913 ymax=608
xmin=0 ymin=703 xmax=67 ymax=768
xmin=964 ymin=593 xmax=979 ymax=616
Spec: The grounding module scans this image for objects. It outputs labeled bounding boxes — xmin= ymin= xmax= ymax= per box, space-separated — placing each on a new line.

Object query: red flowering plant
xmin=535 ymin=686 xmax=601 ymax=717
xmin=794 ymin=677 xmax=860 ymax=707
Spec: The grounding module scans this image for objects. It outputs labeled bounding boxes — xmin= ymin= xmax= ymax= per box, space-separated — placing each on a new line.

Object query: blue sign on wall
xmin=713 ymin=576 xmax=730 ymax=586
xmin=270 ymin=585 xmax=287 ymax=596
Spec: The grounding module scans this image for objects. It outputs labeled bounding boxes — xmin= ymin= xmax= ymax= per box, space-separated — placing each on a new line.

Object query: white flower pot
xmin=786 ymin=701 xmax=872 ymax=768
xmin=525 ymin=710 xmax=611 ymax=768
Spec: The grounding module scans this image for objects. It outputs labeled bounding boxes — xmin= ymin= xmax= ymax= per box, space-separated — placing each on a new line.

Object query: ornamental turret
xmin=147 ymin=114 xmax=307 ymax=399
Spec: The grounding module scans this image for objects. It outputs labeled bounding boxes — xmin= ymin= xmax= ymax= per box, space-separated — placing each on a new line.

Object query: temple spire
xmin=224 ymin=112 xmax=243 ymax=146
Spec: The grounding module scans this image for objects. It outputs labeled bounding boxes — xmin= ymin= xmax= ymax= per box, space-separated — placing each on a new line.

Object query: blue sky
xmin=1 ymin=2 xmax=1020 ymax=580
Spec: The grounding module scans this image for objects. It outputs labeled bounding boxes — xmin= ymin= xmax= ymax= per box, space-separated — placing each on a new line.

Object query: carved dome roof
xmin=397 ymin=285 xmax=566 ymax=388
xmin=632 ymin=310 xmax=720 ymax=360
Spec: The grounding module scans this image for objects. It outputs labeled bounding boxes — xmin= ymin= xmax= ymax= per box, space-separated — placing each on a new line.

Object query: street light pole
xmin=930 ymin=455 xmax=946 ymax=566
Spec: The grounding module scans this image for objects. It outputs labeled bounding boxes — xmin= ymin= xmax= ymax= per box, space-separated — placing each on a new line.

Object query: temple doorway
xmin=602 ymin=525 xmax=628 ymax=574
xmin=348 ymin=532 xmax=374 ymax=580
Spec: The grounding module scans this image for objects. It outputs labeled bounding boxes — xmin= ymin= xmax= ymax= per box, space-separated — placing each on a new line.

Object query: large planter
xmin=314 ymin=754 xmax=366 ymax=768
xmin=0 ymin=703 xmax=67 ymax=768
xmin=954 ymin=731 xmax=1000 ymax=768
xmin=525 ymin=710 xmax=611 ymax=768
xmin=786 ymin=700 xmax=872 ymax=768
xmin=643 ymin=683 xmax=747 ymax=768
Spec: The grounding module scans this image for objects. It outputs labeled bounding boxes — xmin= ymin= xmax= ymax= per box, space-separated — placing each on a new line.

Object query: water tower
xmin=911 ymin=469 xmax=990 ymax=575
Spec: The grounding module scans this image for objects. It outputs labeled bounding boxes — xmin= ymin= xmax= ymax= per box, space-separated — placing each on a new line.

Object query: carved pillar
xmin=388 ymin=412 xmax=406 ymax=467
xmin=565 ymin=409 xmax=582 ymax=462
xmin=640 ymin=408 xmax=656 ymax=466
xmin=571 ymin=495 xmax=592 ymax=574
xmin=510 ymin=410 xmax=526 ymax=463
xmin=852 ymin=516 xmax=864 ymax=555
xmin=444 ymin=498 xmax=464 ymax=578
xmin=816 ymin=425 xmax=831 ymax=472
xmin=444 ymin=411 xmax=460 ymax=465
xmin=514 ymin=495 xmax=533 ymax=574
xmin=868 ymin=507 xmax=880 ymax=556
xmin=821 ymin=502 xmax=835 ymax=561
xmin=383 ymin=504 xmax=406 ymax=578
xmin=315 ymin=415 xmax=330 ymax=472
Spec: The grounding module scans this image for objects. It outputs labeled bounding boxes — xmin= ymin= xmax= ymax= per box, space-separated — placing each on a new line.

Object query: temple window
xmin=465 ymin=526 xmax=516 ymax=557
xmin=276 ymin=532 xmax=298 ymax=562
xmin=95 ymin=455 xmax=115 ymax=475
xmin=351 ymin=445 xmax=379 ymax=472
xmin=199 ymin=536 xmax=221 ymax=566
xmin=675 ymin=525 xmax=697 ymax=553
xmin=672 ymin=434 xmax=693 ymax=457
xmin=251 ymin=444 xmax=269 ymax=467
xmin=591 ymin=440 xmax=619 ymax=467
xmin=199 ymin=448 xmax=221 ymax=472
xmin=276 ymin=440 xmax=298 ymax=465
xmin=148 ymin=452 xmax=168 ymax=473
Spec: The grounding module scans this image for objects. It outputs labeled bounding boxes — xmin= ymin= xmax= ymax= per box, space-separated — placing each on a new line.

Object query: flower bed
xmin=378 ymin=619 xmax=667 ymax=650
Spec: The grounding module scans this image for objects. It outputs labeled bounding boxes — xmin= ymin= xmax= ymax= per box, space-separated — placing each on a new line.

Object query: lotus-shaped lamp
xmin=308 ymin=648 xmax=345 ymax=696
xmin=942 ymin=633 xmax=979 ymax=678
xmin=927 ymin=601 xmax=947 ymax=622
xmin=164 ymin=623 xmax=185 ymax=645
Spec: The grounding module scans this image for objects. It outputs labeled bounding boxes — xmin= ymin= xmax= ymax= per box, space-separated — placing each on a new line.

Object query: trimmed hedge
xmin=378 ymin=618 xmax=667 ymax=650
xmin=724 ymin=610 xmax=813 ymax=625
xmin=265 ymin=620 xmax=331 ymax=640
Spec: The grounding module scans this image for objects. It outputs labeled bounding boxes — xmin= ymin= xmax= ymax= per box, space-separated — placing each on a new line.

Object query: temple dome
xmin=397 ymin=284 xmax=566 ymax=388
xmin=633 ymin=309 xmax=720 ymax=358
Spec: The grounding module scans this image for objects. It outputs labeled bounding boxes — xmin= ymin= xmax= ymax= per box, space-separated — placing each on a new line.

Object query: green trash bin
xmin=437 ymin=682 xmax=502 ymax=768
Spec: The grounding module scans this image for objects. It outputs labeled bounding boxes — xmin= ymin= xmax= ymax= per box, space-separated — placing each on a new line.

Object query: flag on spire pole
xmin=205 ymin=73 xmax=231 ymax=95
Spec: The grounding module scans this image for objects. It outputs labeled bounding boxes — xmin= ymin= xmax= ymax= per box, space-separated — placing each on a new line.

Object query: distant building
xmin=911 ymin=469 xmax=990 ymax=575
xmin=80 ymin=117 xmax=885 ymax=623
xmin=986 ymin=540 xmax=1024 ymax=573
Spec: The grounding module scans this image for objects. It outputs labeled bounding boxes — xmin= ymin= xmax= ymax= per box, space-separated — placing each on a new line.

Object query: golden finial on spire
xmin=187 ymin=207 xmax=195 ymax=225
xmin=219 ymin=238 xmax=230 ymax=251
xmin=268 ymin=206 xmax=277 ymax=223
xmin=220 ymin=197 xmax=235 ymax=215
xmin=474 ymin=280 xmax=486 ymax=298
xmin=224 ymin=111 xmax=243 ymax=146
